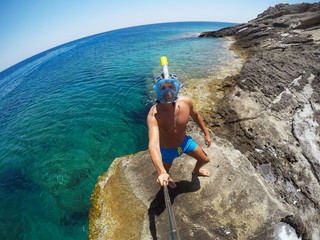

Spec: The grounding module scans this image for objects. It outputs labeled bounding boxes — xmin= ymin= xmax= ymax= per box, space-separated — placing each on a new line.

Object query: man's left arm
xmin=189 ymin=99 xmax=211 ymax=147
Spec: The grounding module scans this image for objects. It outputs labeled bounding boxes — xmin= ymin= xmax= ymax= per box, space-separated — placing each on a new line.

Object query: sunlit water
xmin=0 ymin=22 xmax=236 ymax=239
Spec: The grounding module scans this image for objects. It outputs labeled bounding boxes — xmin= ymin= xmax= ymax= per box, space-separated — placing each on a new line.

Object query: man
xmin=147 ymin=74 xmax=211 ymax=188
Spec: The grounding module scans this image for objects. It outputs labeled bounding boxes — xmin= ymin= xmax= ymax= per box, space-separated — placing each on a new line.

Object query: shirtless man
xmin=147 ymin=74 xmax=211 ymax=188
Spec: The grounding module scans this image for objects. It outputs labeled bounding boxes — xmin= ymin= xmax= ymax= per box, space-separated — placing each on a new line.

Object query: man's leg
xmin=163 ymin=162 xmax=173 ymax=173
xmin=186 ymin=145 xmax=210 ymax=176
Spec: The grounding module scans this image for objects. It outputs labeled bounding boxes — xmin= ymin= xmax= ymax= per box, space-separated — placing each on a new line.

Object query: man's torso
xmin=155 ymin=96 xmax=191 ymax=148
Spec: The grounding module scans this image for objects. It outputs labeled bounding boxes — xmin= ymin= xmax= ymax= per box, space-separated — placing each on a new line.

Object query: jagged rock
xmin=201 ymin=2 xmax=320 ymax=240
xmin=199 ymin=3 xmax=320 ymax=56
xmin=89 ymin=3 xmax=320 ymax=240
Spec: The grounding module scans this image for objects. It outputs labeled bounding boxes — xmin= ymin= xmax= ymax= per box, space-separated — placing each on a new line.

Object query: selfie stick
xmin=163 ymin=181 xmax=181 ymax=240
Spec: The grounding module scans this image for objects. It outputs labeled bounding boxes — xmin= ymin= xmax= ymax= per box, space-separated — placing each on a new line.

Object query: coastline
xmin=198 ymin=3 xmax=320 ymax=239
xmin=88 ymin=35 xmax=247 ymax=239
xmin=88 ymin=36 xmax=246 ymax=239
xmin=181 ymin=36 xmax=244 ymax=125
xmin=89 ymin=3 xmax=320 ymax=238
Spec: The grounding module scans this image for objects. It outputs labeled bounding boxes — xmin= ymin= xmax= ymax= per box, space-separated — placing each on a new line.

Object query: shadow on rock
xmin=148 ymin=174 xmax=201 ymax=240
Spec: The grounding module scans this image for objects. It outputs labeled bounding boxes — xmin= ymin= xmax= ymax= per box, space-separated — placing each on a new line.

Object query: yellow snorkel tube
xmin=161 ymin=56 xmax=170 ymax=79
xmin=155 ymin=56 xmax=180 ymax=104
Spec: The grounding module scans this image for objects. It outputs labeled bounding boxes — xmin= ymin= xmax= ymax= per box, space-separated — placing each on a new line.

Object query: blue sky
xmin=0 ymin=0 xmax=318 ymax=72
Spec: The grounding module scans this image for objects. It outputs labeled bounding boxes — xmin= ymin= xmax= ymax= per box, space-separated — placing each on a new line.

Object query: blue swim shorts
xmin=160 ymin=135 xmax=197 ymax=163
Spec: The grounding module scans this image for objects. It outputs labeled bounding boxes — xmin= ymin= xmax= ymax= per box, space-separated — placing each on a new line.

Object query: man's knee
xmin=203 ymin=155 xmax=210 ymax=163
xmin=201 ymin=149 xmax=210 ymax=163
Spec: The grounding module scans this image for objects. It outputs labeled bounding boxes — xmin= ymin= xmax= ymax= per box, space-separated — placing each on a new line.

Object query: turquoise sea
xmin=0 ymin=22 xmax=236 ymax=239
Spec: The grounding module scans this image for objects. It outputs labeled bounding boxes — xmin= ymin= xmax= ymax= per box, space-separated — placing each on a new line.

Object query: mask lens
xmin=155 ymin=79 xmax=180 ymax=104
xmin=160 ymin=82 xmax=176 ymax=92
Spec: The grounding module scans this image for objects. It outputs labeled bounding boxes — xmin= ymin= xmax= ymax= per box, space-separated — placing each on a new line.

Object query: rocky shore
xmin=89 ymin=3 xmax=320 ymax=239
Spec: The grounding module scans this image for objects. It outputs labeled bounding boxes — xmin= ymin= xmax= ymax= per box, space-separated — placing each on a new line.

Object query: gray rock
xmin=89 ymin=128 xmax=295 ymax=239
xmin=202 ymin=2 xmax=320 ymax=240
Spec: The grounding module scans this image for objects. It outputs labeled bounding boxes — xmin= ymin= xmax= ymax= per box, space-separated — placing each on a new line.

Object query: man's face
xmin=161 ymin=88 xmax=176 ymax=102
xmin=155 ymin=79 xmax=180 ymax=104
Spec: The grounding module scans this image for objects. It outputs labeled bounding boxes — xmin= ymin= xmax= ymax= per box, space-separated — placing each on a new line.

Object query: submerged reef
xmin=89 ymin=3 xmax=320 ymax=239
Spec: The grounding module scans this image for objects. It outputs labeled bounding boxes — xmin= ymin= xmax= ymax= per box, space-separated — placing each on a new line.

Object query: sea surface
xmin=0 ymin=22 xmax=236 ymax=239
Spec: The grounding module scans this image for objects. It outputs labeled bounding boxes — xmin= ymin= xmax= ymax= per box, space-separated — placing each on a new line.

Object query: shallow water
xmin=0 ymin=21 xmax=236 ymax=239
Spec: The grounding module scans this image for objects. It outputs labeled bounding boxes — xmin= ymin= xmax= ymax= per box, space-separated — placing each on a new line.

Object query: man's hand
xmin=205 ymin=134 xmax=211 ymax=147
xmin=157 ymin=173 xmax=177 ymax=188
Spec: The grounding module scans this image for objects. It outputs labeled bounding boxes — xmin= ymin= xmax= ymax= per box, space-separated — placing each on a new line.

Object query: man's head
xmin=154 ymin=74 xmax=180 ymax=104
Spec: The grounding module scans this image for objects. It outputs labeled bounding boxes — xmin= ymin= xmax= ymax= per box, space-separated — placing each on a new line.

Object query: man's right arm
xmin=147 ymin=107 xmax=169 ymax=185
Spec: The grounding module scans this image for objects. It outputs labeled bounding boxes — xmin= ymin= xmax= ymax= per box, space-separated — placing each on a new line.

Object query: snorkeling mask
xmin=154 ymin=57 xmax=180 ymax=104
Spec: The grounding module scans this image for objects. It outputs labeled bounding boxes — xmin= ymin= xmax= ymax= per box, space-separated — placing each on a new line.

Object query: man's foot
xmin=192 ymin=168 xmax=210 ymax=177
